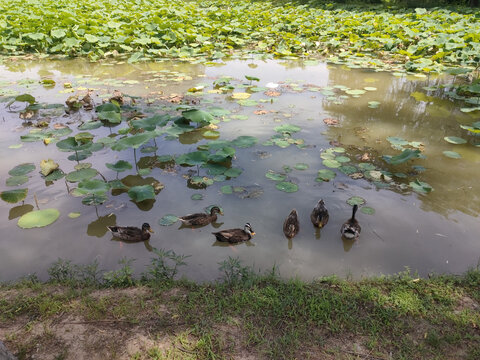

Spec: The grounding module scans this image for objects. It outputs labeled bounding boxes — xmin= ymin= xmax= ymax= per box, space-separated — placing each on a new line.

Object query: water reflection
xmin=0 ymin=57 xmax=479 ymax=283
xmin=110 ymin=237 xmax=154 ymax=252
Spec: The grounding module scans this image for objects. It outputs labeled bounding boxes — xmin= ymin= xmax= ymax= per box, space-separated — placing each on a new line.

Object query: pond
xmin=0 ymin=57 xmax=479 ymax=282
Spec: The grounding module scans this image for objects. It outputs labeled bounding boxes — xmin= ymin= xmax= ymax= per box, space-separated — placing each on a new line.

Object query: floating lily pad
xmin=316 ymin=169 xmax=336 ymax=181
xmin=176 ymin=151 xmax=209 ymax=166
xmin=221 ymin=185 xmax=233 ymax=194
xmin=66 ymin=168 xmax=97 ymax=183
xmin=96 ymin=102 xmax=121 ymax=123
xmin=275 ymin=181 xmax=298 ymax=193
xmin=8 ymin=163 xmax=35 ymax=176
xmin=158 ymin=214 xmax=179 ymax=226
xmin=232 ymin=136 xmax=258 ymax=148
xmin=274 ymin=124 xmax=301 ymax=134
xmin=323 ymin=159 xmax=341 ymax=168
xmin=1 ymin=188 xmax=28 ymax=203
xmin=347 ymin=196 xmax=366 ymax=206
xmin=345 ymin=89 xmax=366 ymax=95
xmin=224 ymin=167 xmax=243 ymax=178
xmin=368 ymin=101 xmax=381 ymax=108
xmin=77 ymin=179 xmax=110 ymax=196
xmin=44 ymin=169 xmax=65 ymax=181
xmin=335 ymin=156 xmax=351 ymax=163
xmin=339 ymin=165 xmax=357 ymax=175
xmin=182 ymin=109 xmax=214 ymax=124
xmin=294 ymin=163 xmax=309 ymax=170
xmin=358 ymin=163 xmax=376 ymax=171
xmin=410 ymin=179 xmax=433 ymax=194
xmin=265 ymin=171 xmax=286 ymax=181
xmin=320 ymin=152 xmax=336 ymax=160
xmin=140 ymin=146 xmax=158 ymax=154
xmin=128 ymin=185 xmax=155 ymax=202
xmin=6 ymin=176 xmax=29 ymax=186
xmin=191 ymin=193 xmax=203 ymax=200
xmin=383 ymin=149 xmax=421 ymax=165
xmin=387 ymin=137 xmax=409 ymax=146
xmin=332 ymin=147 xmax=345 ymax=153
xmin=79 ymin=121 xmax=102 ymax=130
xmin=360 ymin=206 xmax=375 ymax=215
xmin=68 ymin=212 xmax=81 ymax=219
xmin=237 ymin=99 xmax=258 ymax=106
xmin=111 ymin=133 xmax=152 ymax=151
xmin=443 ymin=151 xmax=462 ymax=159
xmin=18 ymin=208 xmax=60 ymax=229
xmin=231 ymin=92 xmax=251 ymax=100
xmin=106 ymin=160 xmax=133 ymax=172
xmin=443 ymin=136 xmax=466 ymax=144
xmin=82 ymin=194 xmax=108 ymax=206
xmin=203 ymin=130 xmax=220 ymax=139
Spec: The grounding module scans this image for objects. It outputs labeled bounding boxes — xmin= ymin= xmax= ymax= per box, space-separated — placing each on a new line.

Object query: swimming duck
xmin=283 ymin=209 xmax=299 ymax=239
xmin=310 ymin=199 xmax=329 ymax=228
xmin=212 ymin=223 xmax=255 ymax=243
xmin=340 ymin=205 xmax=361 ymax=240
xmin=179 ymin=206 xmax=223 ymax=227
xmin=107 ymin=223 xmax=154 ymax=241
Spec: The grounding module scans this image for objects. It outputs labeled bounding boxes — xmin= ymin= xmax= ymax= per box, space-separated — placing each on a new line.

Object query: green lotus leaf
xmin=203 ymin=130 xmax=220 ymax=139
xmin=368 ymin=101 xmax=381 ymax=108
xmin=176 ymin=151 xmax=209 ymax=166
xmin=131 ymin=114 xmax=170 ymax=131
xmin=158 ymin=214 xmax=179 ymax=226
xmin=189 ymin=176 xmax=214 ymax=187
xmin=294 ymin=163 xmax=309 ymax=170
xmin=323 ymin=159 xmax=341 ymax=168
xmin=335 ymin=156 xmax=351 ymax=163
xmin=77 ymin=179 xmax=110 ymax=196
xmin=339 ymin=165 xmax=357 ymax=175
xmin=1 ymin=188 xmax=28 ymax=203
xmin=106 ymin=160 xmax=133 ymax=172
xmin=182 ymin=109 xmax=213 ymax=124
xmin=96 ymin=102 xmax=121 ymax=123
xmin=6 ymin=175 xmax=29 ymax=186
xmin=387 ymin=137 xmax=409 ymax=146
xmin=265 ymin=171 xmax=286 ymax=181
xmin=274 ymin=124 xmax=301 ymax=134
xmin=232 ymin=136 xmax=258 ymax=148
xmin=17 ymin=208 xmax=60 ymax=229
xmin=44 ymin=169 xmax=65 ymax=181
xmin=79 ymin=121 xmax=102 ymax=130
xmin=276 ymin=181 xmax=298 ymax=193
xmin=221 ymin=185 xmax=233 ymax=194
xmin=383 ymin=149 xmax=421 ymax=165
xmin=15 ymin=94 xmax=36 ymax=104
xmin=347 ymin=196 xmax=366 ymax=206
xmin=316 ymin=169 xmax=336 ymax=181
xmin=245 ymin=75 xmax=260 ymax=81
xmin=128 ymin=185 xmax=155 ymax=202
xmin=191 ymin=193 xmax=203 ymax=200
xmin=442 ymin=151 xmax=462 ymax=159
xmin=237 ymin=99 xmax=258 ymax=106
xmin=224 ymin=167 xmax=243 ymax=178
xmin=68 ymin=212 xmax=81 ymax=218
xmin=9 ymin=163 xmax=35 ymax=176
xmin=82 ymin=194 xmax=108 ymax=206
xmin=66 ymin=168 xmax=98 ymax=183
xmin=111 ymin=133 xmax=153 ymax=151
xmin=361 ymin=207 xmax=375 ymax=215
xmin=345 ymin=89 xmax=366 ymax=95
xmin=358 ymin=163 xmax=376 ymax=171
xmin=410 ymin=179 xmax=433 ymax=194
xmin=56 ymin=137 xmax=91 ymax=152
xmin=443 ymin=136 xmax=466 ymax=144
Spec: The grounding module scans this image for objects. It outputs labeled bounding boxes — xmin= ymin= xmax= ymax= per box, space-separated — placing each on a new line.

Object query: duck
xmin=340 ymin=205 xmax=361 ymax=240
xmin=107 ymin=222 xmax=154 ymax=241
xmin=212 ymin=223 xmax=255 ymax=243
xmin=283 ymin=209 xmax=299 ymax=239
xmin=310 ymin=199 xmax=329 ymax=228
xmin=179 ymin=206 xmax=223 ymax=227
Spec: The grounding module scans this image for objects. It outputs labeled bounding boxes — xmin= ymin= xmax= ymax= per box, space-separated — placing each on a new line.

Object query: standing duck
xmin=179 ymin=206 xmax=223 ymax=227
xmin=283 ymin=209 xmax=299 ymax=239
xmin=310 ymin=199 xmax=329 ymax=228
xmin=107 ymin=222 xmax=154 ymax=241
xmin=213 ymin=223 xmax=255 ymax=243
xmin=340 ymin=205 xmax=361 ymax=240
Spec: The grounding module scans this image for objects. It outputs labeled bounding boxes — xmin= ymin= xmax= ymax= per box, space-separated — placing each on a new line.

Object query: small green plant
xmin=47 ymin=259 xmax=77 ymax=284
xmin=218 ymin=256 xmax=257 ymax=287
xmin=103 ymin=257 xmax=135 ymax=288
xmin=143 ymin=248 xmax=190 ymax=283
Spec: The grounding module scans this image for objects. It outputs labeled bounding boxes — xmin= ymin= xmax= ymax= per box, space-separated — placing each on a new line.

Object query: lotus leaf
xmin=347 ymin=196 xmax=366 ymax=206
xmin=82 ymin=194 xmax=108 ymax=206
xmin=111 ymin=133 xmax=152 ymax=151
xmin=106 ymin=160 xmax=133 ymax=172
xmin=9 ymin=163 xmax=35 ymax=176
xmin=361 ymin=207 xmax=375 ymax=215
xmin=443 ymin=151 xmax=462 ymax=159
xmin=232 ymin=136 xmax=258 ymax=148
xmin=383 ymin=149 xmax=421 ymax=165
xmin=410 ymin=179 xmax=433 ymax=194
xmin=158 ymin=214 xmax=179 ymax=226
xmin=77 ymin=179 xmax=110 ymax=195
xmin=17 ymin=208 xmax=59 ymax=228
xmin=128 ymin=185 xmax=155 ymax=202
xmin=1 ymin=188 xmax=28 ymax=203
xmin=265 ymin=171 xmax=286 ymax=181
xmin=275 ymin=181 xmax=298 ymax=193
xmin=6 ymin=176 xmax=29 ymax=186
xmin=40 ymin=159 xmax=59 ymax=177
xmin=224 ymin=168 xmax=243 ymax=178
xmin=182 ymin=109 xmax=213 ymax=124
xmin=176 ymin=151 xmax=209 ymax=166
xmin=66 ymin=168 xmax=97 ymax=183
xmin=443 ymin=136 xmax=466 ymax=144
xmin=221 ymin=185 xmax=233 ymax=194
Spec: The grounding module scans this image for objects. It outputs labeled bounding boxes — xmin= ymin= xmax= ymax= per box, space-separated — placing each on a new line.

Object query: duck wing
xmin=212 ymin=228 xmax=248 ymax=243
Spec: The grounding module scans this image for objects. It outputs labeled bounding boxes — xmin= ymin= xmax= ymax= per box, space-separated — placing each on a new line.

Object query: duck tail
xmin=351 ymin=204 xmax=358 ymax=221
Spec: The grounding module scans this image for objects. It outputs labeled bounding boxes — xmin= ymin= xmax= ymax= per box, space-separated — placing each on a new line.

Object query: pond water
xmin=0 ymin=57 xmax=479 ymax=282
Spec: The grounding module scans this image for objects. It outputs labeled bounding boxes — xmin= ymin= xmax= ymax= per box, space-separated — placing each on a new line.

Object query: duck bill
xmin=251 ymin=232 xmax=256 ymax=236
xmin=148 ymin=228 xmax=154 ymax=233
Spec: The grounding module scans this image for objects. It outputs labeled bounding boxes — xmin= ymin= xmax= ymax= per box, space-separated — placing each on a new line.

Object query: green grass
xmin=0 ymin=0 xmax=479 ymax=72
xmin=1 ymin=257 xmax=479 ymax=359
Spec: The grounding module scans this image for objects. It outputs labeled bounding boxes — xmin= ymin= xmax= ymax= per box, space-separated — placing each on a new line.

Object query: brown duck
xmin=310 ymin=199 xmax=329 ymax=228
xmin=340 ymin=205 xmax=361 ymax=240
xmin=283 ymin=209 xmax=299 ymax=239
xmin=179 ymin=206 xmax=223 ymax=227
xmin=107 ymin=223 xmax=154 ymax=241
xmin=213 ymin=223 xmax=255 ymax=243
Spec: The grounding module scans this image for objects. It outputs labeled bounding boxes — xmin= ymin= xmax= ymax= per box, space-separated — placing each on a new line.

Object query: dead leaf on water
xmin=323 ymin=118 xmax=339 ymax=126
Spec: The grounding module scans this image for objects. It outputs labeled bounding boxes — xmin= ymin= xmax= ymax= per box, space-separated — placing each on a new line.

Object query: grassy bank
xmin=0 ymin=0 xmax=479 ymax=72
xmin=1 ymin=257 xmax=479 ymax=359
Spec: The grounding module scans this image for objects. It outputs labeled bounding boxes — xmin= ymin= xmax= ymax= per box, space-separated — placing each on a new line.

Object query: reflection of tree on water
xmin=322 ymin=66 xmax=480 ymax=218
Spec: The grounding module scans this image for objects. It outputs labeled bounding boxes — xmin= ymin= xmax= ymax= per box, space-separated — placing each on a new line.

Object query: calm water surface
xmin=0 ymin=57 xmax=479 ymax=282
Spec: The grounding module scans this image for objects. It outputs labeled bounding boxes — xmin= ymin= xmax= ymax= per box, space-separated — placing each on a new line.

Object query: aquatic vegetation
xmin=17 ymin=208 xmax=60 ymax=228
